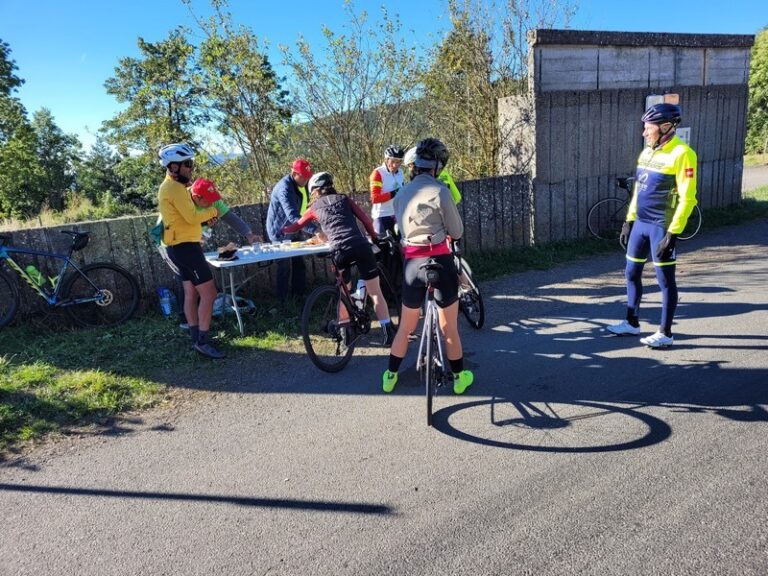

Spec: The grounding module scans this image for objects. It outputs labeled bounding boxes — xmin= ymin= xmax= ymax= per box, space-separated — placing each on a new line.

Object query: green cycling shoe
xmin=382 ymin=370 xmax=398 ymax=393
xmin=453 ymin=370 xmax=473 ymax=394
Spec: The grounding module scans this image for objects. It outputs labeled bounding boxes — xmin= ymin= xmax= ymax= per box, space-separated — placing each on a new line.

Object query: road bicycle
xmin=300 ymin=237 xmax=401 ymax=372
xmin=587 ymin=177 xmax=702 ymax=242
xmin=416 ymin=259 xmax=453 ymax=427
xmin=382 ymin=233 xmax=485 ymax=330
xmin=453 ymin=241 xmax=485 ymax=329
xmin=0 ymin=230 xmax=140 ymax=329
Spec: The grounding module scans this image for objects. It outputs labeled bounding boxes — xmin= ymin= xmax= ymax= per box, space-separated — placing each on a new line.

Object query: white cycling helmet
xmin=308 ymin=171 xmax=333 ymax=191
xmin=158 ymin=143 xmax=194 ymax=167
xmin=403 ymin=146 xmax=417 ymax=166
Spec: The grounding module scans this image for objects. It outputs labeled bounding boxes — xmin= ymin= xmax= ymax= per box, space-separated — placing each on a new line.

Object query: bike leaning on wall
xmin=587 ymin=177 xmax=702 ymax=243
xmin=0 ymin=230 xmax=140 ymax=329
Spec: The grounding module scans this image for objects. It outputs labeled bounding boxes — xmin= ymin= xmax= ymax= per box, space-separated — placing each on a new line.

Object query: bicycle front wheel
xmin=678 ymin=204 xmax=702 ymax=241
xmin=301 ymin=285 xmax=356 ymax=372
xmin=62 ymin=263 xmax=140 ymax=328
xmin=457 ymin=257 xmax=485 ymax=329
xmin=0 ymin=268 xmax=20 ymax=329
xmin=587 ymin=198 xmax=628 ymax=241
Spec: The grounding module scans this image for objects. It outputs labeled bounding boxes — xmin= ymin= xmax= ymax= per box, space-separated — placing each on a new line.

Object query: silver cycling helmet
xmin=158 ymin=143 xmax=194 ymax=167
xmin=308 ymin=171 xmax=333 ymax=191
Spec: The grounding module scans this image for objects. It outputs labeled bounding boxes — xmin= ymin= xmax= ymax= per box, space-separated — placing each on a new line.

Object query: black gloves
xmin=656 ymin=232 xmax=678 ymax=260
xmin=619 ymin=221 xmax=633 ymax=250
xmin=390 ymin=187 xmax=399 ymax=200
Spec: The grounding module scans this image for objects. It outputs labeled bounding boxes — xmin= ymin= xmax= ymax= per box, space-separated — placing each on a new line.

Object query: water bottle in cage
xmin=352 ymin=279 xmax=366 ymax=310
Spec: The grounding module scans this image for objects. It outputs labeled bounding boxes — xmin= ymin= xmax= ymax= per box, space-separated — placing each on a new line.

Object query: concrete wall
xmin=2 ymin=173 xmax=532 ymax=321
xmin=501 ymin=29 xmax=754 ymax=244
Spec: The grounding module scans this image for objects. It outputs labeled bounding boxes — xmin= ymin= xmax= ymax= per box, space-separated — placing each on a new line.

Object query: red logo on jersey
xmin=685 ymin=167 xmax=694 ymax=178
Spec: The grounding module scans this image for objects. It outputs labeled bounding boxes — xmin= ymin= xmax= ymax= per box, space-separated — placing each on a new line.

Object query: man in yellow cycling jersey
xmin=607 ymin=103 xmax=698 ymax=348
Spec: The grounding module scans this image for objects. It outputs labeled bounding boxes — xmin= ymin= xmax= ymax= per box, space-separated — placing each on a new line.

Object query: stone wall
xmin=2 ymin=173 xmax=532 ymax=318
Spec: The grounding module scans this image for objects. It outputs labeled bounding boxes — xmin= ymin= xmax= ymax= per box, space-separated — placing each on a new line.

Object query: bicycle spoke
xmin=63 ymin=263 xmax=139 ymax=328
xmin=301 ymin=285 xmax=355 ymax=372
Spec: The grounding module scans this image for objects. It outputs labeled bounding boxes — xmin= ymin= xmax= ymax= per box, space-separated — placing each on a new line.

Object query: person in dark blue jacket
xmin=266 ymin=158 xmax=318 ymax=300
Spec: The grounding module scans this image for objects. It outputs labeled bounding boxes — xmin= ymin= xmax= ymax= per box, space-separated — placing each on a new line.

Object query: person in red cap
xmin=190 ymin=178 xmax=260 ymax=245
xmin=266 ymin=158 xmax=320 ymax=301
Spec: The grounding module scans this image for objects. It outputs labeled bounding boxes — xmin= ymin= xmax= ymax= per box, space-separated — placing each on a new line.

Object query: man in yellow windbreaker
xmin=607 ymin=103 xmax=698 ymax=349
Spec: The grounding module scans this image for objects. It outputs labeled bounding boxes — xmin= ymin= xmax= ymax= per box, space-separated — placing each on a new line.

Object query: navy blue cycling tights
xmin=625 ymin=220 xmax=678 ymax=335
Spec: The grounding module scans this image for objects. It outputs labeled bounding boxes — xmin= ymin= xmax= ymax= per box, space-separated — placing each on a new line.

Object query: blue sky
xmin=1 ymin=0 xmax=766 ymax=149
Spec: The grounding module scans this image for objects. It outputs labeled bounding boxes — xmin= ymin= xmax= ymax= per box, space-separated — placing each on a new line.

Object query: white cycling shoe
xmin=640 ymin=331 xmax=674 ymax=348
xmin=607 ymin=320 xmax=640 ymax=336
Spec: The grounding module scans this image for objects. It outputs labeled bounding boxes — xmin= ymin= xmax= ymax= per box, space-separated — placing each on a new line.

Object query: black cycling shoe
xmin=193 ymin=342 xmax=226 ymax=359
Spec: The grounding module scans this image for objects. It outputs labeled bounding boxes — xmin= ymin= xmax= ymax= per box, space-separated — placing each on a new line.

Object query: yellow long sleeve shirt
xmin=158 ymin=176 xmax=217 ymax=245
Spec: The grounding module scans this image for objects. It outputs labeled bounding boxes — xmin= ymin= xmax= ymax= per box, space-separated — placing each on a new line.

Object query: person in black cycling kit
xmin=282 ymin=172 xmax=396 ymax=346
xmin=382 ymin=138 xmax=473 ymax=394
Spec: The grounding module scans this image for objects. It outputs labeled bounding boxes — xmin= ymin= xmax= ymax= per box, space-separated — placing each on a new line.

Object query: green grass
xmin=743 ymin=153 xmax=768 ymax=167
xmin=2 ymin=186 xmax=767 ymax=455
xmin=0 ymin=302 xmax=305 ymax=455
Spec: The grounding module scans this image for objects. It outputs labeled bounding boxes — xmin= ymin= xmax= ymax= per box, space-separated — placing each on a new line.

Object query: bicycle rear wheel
xmin=678 ymin=204 xmax=702 ymax=241
xmin=587 ymin=198 xmax=628 ymax=240
xmin=0 ymin=268 xmax=20 ymax=329
xmin=457 ymin=257 xmax=485 ymax=329
xmin=62 ymin=263 xmax=139 ymax=328
xmin=425 ymin=310 xmax=441 ymax=427
xmin=301 ymin=285 xmax=356 ymax=372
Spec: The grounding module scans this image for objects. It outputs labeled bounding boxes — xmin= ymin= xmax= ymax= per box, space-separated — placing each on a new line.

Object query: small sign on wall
xmin=646 ymin=93 xmax=680 ymax=109
xmin=676 ymin=127 xmax=691 ymax=145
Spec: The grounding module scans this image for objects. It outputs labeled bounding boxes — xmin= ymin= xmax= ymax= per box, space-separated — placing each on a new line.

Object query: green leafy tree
xmin=747 ymin=27 xmax=768 ymax=155
xmin=102 ymin=29 xmax=204 ymax=208
xmin=103 ymin=28 xmax=203 ymax=154
xmin=280 ymin=3 xmax=426 ymax=192
xmin=423 ymin=0 xmax=576 ymax=178
xmin=187 ymin=0 xmax=292 ymax=198
xmin=0 ymin=39 xmax=45 ymax=218
xmin=75 ymin=137 xmax=123 ymax=204
xmin=0 ymin=39 xmax=24 ymax=96
xmin=31 ymin=109 xmax=81 ymax=210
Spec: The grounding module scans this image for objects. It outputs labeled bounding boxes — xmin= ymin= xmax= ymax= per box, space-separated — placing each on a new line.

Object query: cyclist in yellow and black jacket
xmin=607 ymin=103 xmax=698 ymax=348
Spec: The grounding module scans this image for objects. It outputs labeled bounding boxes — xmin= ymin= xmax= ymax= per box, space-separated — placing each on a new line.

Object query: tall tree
xmin=75 ymin=137 xmax=123 ymax=204
xmin=0 ymin=39 xmax=24 ymax=97
xmin=423 ymin=0 xmax=576 ymax=178
xmin=747 ymin=27 xmax=768 ymax=155
xmin=0 ymin=39 xmax=45 ymax=217
xmin=32 ymin=109 xmax=81 ymax=210
xmin=187 ymin=0 xmax=292 ymax=197
xmin=102 ymin=28 xmax=203 ymax=155
xmin=280 ymin=3 xmax=426 ymax=192
xmin=102 ymin=28 xmax=205 ymax=208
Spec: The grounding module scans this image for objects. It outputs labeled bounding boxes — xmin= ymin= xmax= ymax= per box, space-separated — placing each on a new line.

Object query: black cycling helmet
xmin=414 ymin=138 xmax=449 ymax=171
xmin=384 ymin=145 xmax=405 ymax=159
xmin=641 ymin=103 xmax=682 ymax=126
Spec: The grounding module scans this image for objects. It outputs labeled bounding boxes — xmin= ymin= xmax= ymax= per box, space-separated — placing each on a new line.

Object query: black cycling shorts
xmin=401 ymin=254 xmax=458 ymax=309
xmin=166 ymin=242 xmax=214 ymax=286
xmin=334 ymin=242 xmax=379 ymax=283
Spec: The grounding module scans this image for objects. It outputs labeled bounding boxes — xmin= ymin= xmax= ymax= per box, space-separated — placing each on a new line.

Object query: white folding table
xmin=205 ymin=243 xmax=331 ymax=335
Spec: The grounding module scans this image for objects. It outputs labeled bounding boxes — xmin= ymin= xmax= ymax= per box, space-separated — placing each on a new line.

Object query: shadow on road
xmin=0 ymin=482 xmax=392 ymax=514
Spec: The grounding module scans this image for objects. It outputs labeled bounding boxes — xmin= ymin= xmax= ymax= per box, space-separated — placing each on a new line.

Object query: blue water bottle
xmin=158 ymin=287 xmax=172 ymax=317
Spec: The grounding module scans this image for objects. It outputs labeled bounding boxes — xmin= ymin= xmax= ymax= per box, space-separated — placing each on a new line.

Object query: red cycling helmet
xmin=190 ymin=178 xmax=222 ymax=203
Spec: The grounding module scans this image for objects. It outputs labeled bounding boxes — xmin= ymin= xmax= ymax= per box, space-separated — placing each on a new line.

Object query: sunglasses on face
xmin=180 ymin=160 xmax=194 ymax=168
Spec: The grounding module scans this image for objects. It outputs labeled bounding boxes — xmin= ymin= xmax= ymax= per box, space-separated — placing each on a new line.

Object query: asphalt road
xmin=2 ymin=220 xmax=767 ymax=576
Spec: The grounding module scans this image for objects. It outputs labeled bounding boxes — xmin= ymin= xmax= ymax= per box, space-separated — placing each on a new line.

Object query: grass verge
xmin=2 ymin=186 xmax=767 ymax=455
